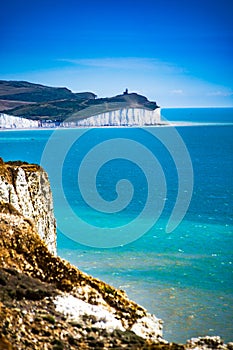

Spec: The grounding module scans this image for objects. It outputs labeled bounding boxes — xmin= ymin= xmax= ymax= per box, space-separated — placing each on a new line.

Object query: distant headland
xmin=0 ymin=80 xmax=162 ymax=128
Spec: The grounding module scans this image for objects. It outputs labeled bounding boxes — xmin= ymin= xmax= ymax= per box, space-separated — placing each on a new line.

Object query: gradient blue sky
xmin=1 ymin=0 xmax=233 ymax=107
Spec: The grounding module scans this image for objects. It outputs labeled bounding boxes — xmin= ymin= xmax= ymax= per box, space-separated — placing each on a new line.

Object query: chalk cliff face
xmin=0 ymin=159 xmax=56 ymax=254
xmin=0 ymin=113 xmax=39 ymax=129
xmin=63 ymin=108 xmax=161 ymax=127
xmin=0 ymin=108 xmax=161 ymax=129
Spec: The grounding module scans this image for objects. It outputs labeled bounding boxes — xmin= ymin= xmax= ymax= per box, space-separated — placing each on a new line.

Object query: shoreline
xmin=1 ymin=121 xmax=233 ymax=132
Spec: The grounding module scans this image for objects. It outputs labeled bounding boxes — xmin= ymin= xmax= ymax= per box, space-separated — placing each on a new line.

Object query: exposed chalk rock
xmin=0 ymin=113 xmax=39 ymax=128
xmin=0 ymin=159 xmax=56 ymax=255
xmin=54 ymin=294 xmax=125 ymax=332
xmin=0 ymin=108 xmax=161 ymax=129
xmin=131 ymin=314 xmax=164 ymax=342
xmin=62 ymin=107 xmax=161 ymax=127
xmin=185 ymin=336 xmax=232 ymax=349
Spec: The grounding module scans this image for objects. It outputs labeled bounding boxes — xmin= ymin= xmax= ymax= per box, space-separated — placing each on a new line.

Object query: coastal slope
xmin=0 ymin=159 xmax=165 ymax=349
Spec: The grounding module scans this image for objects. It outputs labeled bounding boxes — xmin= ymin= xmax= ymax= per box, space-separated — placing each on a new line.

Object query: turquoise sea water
xmin=0 ymin=108 xmax=233 ymax=343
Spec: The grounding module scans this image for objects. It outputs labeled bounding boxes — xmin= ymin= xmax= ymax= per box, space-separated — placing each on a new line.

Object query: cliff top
xmin=0 ymin=158 xmax=41 ymax=168
xmin=0 ymin=158 xmax=41 ymax=184
xmin=0 ymin=80 xmax=158 ymax=122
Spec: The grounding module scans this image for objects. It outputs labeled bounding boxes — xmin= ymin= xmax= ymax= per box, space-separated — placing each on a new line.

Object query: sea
xmin=1 ymin=107 xmax=233 ymax=343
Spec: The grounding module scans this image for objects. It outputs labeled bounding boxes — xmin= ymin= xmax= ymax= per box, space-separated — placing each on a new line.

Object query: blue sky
xmin=1 ymin=0 xmax=233 ymax=107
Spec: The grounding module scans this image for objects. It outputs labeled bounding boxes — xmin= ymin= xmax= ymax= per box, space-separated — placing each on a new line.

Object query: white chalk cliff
xmin=0 ymin=108 xmax=161 ymax=129
xmin=0 ymin=113 xmax=39 ymax=128
xmin=0 ymin=160 xmax=56 ymax=254
xmin=64 ymin=108 xmax=161 ymax=127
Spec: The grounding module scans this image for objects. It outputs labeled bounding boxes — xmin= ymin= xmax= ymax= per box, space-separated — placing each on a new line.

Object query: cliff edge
xmin=0 ymin=159 xmax=231 ymax=349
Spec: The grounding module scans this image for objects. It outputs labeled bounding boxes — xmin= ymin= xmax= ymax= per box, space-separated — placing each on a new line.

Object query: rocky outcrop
xmin=0 ymin=159 xmax=56 ymax=254
xmin=0 ymin=113 xmax=39 ymax=129
xmin=63 ymin=108 xmax=161 ymax=127
xmin=185 ymin=337 xmax=233 ymax=349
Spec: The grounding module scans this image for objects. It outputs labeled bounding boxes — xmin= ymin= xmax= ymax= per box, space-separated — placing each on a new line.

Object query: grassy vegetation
xmin=0 ymin=80 xmax=158 ymax=121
